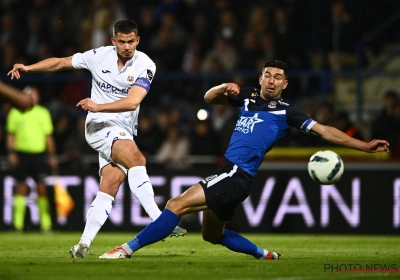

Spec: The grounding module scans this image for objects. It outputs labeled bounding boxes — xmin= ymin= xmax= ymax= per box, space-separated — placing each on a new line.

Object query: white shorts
xmin=85 ymin=119 xmax=133 ymax=175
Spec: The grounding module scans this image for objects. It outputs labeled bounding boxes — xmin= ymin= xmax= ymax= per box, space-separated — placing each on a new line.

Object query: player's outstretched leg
xmin=202 ymin=210 xmax=280 ymax=260
xmin=216 ymin=229 xmax=280 ymax=260
xmin=69 ymin=191 xmax=113 ymax=258
xmin=99 ymin=209 xmax=180 ymax=259
xmin=127 ymin=166 xmax=187 ymax=237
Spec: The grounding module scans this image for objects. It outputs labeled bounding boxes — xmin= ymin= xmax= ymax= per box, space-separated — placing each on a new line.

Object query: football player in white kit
xmin=8 ymin=19 xmax=187 ymax=258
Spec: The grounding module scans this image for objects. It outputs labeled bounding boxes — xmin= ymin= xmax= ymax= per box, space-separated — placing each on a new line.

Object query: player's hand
xmin=7 ymin=64 xmax=29 ymax=80
xmin=76 ymin=98 xmax=100 ymax=112
xmin=366 ymin=139 xmax=390 ymax=153
xmin=223 ymin=83 xmax=240 ymax=96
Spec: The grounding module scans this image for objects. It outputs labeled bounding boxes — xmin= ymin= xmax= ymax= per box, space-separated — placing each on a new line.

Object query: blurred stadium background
xmin=0 ymin=0 xmax=400 ymax=234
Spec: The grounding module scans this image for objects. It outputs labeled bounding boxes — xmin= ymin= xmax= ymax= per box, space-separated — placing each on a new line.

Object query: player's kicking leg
xmin=113 ymin=140 xmax=186 ymax=236
xmin=99 ymin=183 xmax=206 ymax=259
xmin=69 ymin=164 xmax=123 ymax=258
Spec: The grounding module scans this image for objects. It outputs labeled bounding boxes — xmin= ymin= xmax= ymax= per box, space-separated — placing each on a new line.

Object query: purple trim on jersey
xmin=133 ymin=77 xmax=151 ymax=91
xmin=300 ymin=119 xmax=316 ymax=133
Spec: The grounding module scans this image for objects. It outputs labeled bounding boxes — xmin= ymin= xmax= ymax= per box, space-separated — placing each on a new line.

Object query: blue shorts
xmin=199 ymin=158 xmax=253 ymax=221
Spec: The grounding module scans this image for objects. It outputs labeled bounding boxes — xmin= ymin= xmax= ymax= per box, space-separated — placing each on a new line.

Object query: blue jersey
xmin=224 ymin=86 xmax=316 ymax=176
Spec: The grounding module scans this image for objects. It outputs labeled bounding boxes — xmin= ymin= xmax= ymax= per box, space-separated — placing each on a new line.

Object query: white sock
xmin=79 ymin=191 xmax=114 ymax=247
xmin=128 ymin=166 xmax=162 ymax=221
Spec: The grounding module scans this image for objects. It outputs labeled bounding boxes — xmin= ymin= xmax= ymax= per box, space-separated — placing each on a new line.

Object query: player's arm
xmin=76 ymin=85 xmax=147 ymax=112
xmin=6 ymin=133 xmax=18 ymax=167
xmin=46 ymin=134 xmax=58 ymax=171
xmin=310 ymin=123 xmax=389 ymax=153
xmin=8 ymin=57 xmax=74 ymax=79
xmin=204 ymin=83 xmax=240 ymax=105
xmin=0 ymin=81 xmax=34 ymax=110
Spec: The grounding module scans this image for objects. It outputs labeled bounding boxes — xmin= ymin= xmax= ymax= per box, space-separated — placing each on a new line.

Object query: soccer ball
xmin=308 ymin=150 xmax=344 ymax=185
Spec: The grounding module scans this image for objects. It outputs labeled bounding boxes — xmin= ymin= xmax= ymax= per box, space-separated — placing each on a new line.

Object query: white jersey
xmin=72 ymin=46 xmax=156 ymax=136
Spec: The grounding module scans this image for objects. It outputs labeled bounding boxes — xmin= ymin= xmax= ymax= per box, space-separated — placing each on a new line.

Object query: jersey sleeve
xmin=71 ymin=49 xmax=98 ymax=70
xmin=227 ymin=86 xmax=254 ymax=107
xmin=132 ymin=63 xmax=156 ymax=92
xmin=286 ymin=105 xmax=317 ymax=134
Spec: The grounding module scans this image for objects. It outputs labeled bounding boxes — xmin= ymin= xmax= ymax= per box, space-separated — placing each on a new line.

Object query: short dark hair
xmin=384 ymin=89 xmax=399 ymax=100
xmin=262 ymin=60 xmax=289 ymax=78
xmin=113 ymin=20 xmax=139 ymax=37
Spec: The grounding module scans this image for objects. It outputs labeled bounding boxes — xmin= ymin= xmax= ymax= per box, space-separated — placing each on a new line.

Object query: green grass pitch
xmin=0 ymin=232 xmax=399 ymax=280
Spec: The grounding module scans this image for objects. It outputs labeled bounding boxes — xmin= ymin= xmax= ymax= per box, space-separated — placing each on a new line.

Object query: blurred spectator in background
xmin=30 ymin=0 xmax=53 ymax=23
xmin=189 ymin=119 xmax=220 ymax=156
xmin=150 ymin=26 xmax=183 ymax=71
xmin=189 ymin=14 xmax=212 ymax=52
xmin=61 ymin=115 xmax=96 ymax=171
xmin=154 ymin=125 xmax=190 ymax=169
xmin=334 ymin=111 xmax=366 ymax=141
xmin=25 ymin=14 xmax=46 ymax=61
xmin=107 ymin=0 xmax=128 ymax=24
xmin=214 ymin=9 xmax=243 ymax=47
xmin=6 ymin=86 xmax=58 ymax=232
xmin=271 ymin=6 xmax=299 ymax=68
xmin=391 ymin=103 xmax=400 ymax=159
xmin=155 ymin=108 xmax=170 ymax=138
xmin=259 ymin=32 xmax=277 ymax=62
xmin=0 ymin=12 xmax=21 ymax=46
xmin=135 ymin=112 xmax=163 ymax=157
xmin=317 ymin=102 xmax=336 ymax=127
xmin=247 ymin=6 xmax=269 ymax=37
xmin=236 ymin=30 xmax=262 ymax=71
xmin=201 ymin=37 xmax=238 ymax=72
xmin=136 ymin=6 xmax=158 ymax=51
xmin=91 ymin=2 xmax=113 ymax=48
xmin=53 ymin=111 xmax=73 ymax=155
xmin=47 ymin=14 xmax=70 ymax=57
xmin=1 ymin=41 xmax=23 ymax=73
xmin=181 ymin=38 xmax=202 ymax=73
xmin=371 ymin=90 xmax=399 ymax=157
xmin=321 ymin=0 xmax=358 ymax=71
xmin=210 ymin=104 xmax=237 ymax=155
xmin=160 ymin=11 xmax=187 ymax=46
xmin=54 ymin=0 xmax=88 ymax=40
xmin=31 ymin=42 xmax=54 ymax=66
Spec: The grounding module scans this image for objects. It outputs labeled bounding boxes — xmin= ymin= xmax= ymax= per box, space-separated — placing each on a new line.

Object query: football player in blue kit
xmin=100 ymin=60 xmax=389 ymax=259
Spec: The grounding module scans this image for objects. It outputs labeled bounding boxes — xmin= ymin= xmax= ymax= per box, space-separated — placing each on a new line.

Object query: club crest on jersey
xmin=268 ymin=101 xmax=277 ymax=108
xmin=251 ymin=92 xmax=258 ymax=97
xmin=119 ymin=130 xmax=127 ymax=136
xmin=127 ymin=74 xmax=135 ymax=85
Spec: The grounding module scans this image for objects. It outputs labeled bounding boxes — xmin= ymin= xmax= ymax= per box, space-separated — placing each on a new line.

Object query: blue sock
xmin=126 ymin=209 xmax=180 ymax=253
xmin=217 ymin=229 xmax=265 ymax=259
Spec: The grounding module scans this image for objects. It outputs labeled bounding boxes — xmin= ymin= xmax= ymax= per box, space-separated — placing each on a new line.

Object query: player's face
xmin=259 ymin=67 xmax=288 ymax=100
xmin=111 ymin=32 xmax=140 ymax=60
